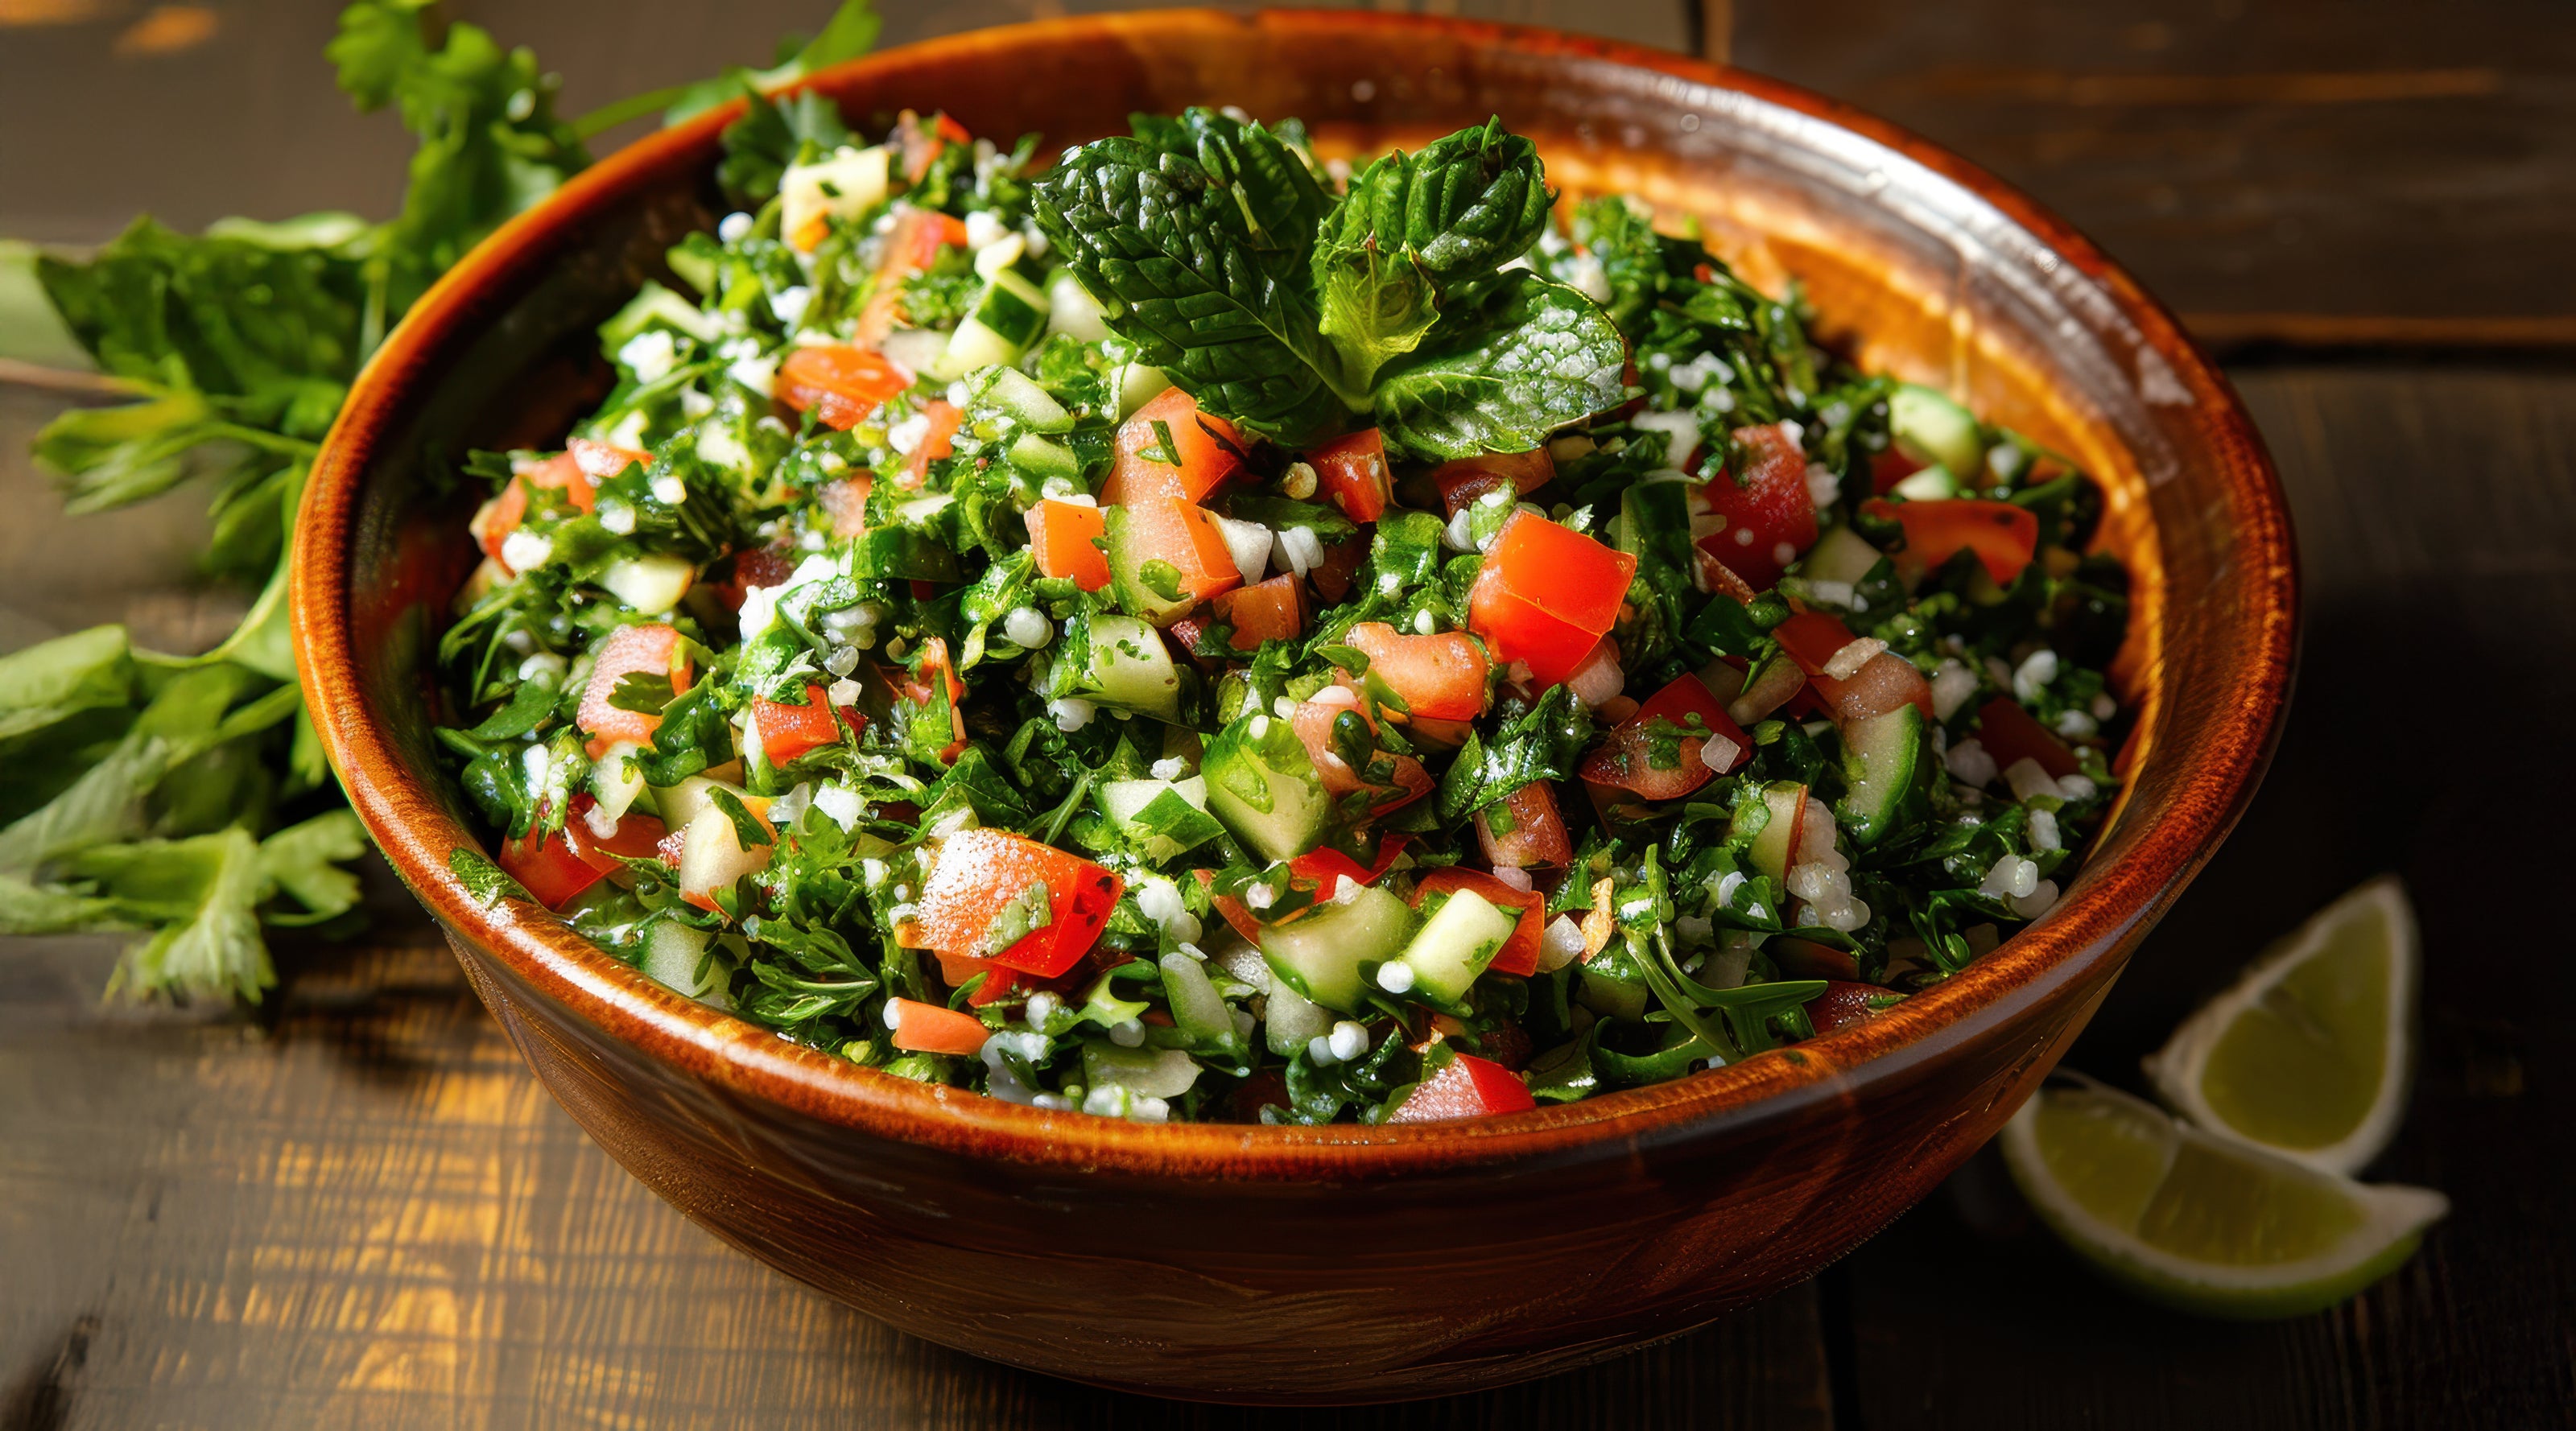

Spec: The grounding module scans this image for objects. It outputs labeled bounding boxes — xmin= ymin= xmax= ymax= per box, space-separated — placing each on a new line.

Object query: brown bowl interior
xmin=293 ymin=10 xmax=2293 ymax=1182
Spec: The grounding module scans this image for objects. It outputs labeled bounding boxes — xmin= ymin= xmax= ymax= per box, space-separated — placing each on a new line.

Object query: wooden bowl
xmin=291 ymin=9 xmax=2295 ymax=1404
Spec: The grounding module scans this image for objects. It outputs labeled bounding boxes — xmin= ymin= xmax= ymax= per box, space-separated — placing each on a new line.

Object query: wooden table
xmin=3 ymin=2 xmax=2570 ymax=1425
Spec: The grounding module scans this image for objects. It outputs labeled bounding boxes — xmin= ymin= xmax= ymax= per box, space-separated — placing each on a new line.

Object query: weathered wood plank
xmin=1833 ymin=367 xmax=2576 ymax=1429
xmin=1728 ymin=0 xmax=2576 ymax=339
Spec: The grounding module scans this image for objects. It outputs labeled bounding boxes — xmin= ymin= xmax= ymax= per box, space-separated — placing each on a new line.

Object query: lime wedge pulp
xmin=2000 ymin=1080 xmax=2448 ymax=1320
xmin=2143 ymin=876 xmax=2417 ymax=1173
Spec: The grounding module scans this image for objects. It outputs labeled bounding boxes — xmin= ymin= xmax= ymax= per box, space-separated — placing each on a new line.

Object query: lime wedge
xmin=2143 ymin=876 xmax=2417 ymax=1173
xmin=2000 ymin=1080 xmax=2446 ymax=1319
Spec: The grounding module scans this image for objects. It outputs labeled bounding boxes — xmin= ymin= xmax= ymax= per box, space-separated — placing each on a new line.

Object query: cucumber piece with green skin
xmin=1575 ymin=967 xmax=1649 ymax=1022
xmin=1201 ymin=711 xmax=1335 ymax=864
xmin=1114 ymin=361 xmax=1171 ymax=419
xmin=1835 ymin=703 xmax=1925 ymax=847
xmin=1800 ymin=525 xmax=1885 ymax=586
xmin=1259 ymin=885 xmax=1417 ymax=1013
xmin=1065 ymin=613 xmax=1187 ymax=722
xmin=978 ymin=366 xmax=1073 ymax=432
xmin=642 ymin=921 xmax=734 ymax=1010
xmin=601 ymin=280 xmax=722 ymax=347
xmin=1009 ymin=432 xmax=1082 ymax=483
xmin=1890 ymin=464 xmax=1960 ymax=501
xmin=1102 ymin=504 xmax=1197 ymax=627
xmin=1744 ymin=781 xmax=1810 ymax=881
xmin=1889 ymin=384 xmax=1987 ymax=480
xmin=1097 ymin=776 xmax=1223 ymax=861
xmin=1398 ymin=888 xmax=1517 ymax=1004
xmin=933 ymin=270 xmax=1051 ymax=378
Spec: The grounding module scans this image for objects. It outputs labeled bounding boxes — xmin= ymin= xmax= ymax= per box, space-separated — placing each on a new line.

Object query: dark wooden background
xmin=2 ymin=2 xmax=2570 ymax=1427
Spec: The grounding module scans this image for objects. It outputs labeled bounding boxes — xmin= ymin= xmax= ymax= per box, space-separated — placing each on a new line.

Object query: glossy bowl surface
xmin=291 ymin=9 xmax=2296 ymax=1404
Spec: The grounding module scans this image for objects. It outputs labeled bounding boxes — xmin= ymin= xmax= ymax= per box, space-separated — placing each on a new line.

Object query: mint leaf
xmin=1312 ymin=118 xmax=1551 ymax=388
xmin=1373 ymin=271 xmax=1629 ymax=460
xmin=1031 ymin=110 xmax=1355 ymax=445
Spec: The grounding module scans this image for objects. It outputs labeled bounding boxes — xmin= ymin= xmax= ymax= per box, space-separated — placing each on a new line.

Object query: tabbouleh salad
xmin=436 ymin=97 xmax=2130 ymax=1125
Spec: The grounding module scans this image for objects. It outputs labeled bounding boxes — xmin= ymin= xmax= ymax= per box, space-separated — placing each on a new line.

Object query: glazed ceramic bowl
xmin=291 ymin=9 xmax=2295 ymax=1404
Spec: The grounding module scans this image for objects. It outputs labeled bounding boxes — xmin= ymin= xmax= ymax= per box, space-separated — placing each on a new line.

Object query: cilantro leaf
xmin=1373 ymin=270 xmax=1629 ymax=460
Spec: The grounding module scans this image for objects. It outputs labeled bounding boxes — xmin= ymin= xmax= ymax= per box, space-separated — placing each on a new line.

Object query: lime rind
xmin=2001 ymin=1080 xmax=2449 ymax=1321
xmin=2142 ymin=876 xmax=2417 ymax=1175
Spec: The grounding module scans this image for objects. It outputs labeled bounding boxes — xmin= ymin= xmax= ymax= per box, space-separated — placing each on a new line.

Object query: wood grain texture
xmin=1732 ymin=0 xmax=2576 ymax=338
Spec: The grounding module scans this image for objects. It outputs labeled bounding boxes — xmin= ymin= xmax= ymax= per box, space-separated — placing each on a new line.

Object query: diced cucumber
xmin=779 ymin=144 xmax=891 ymax=249
xmin=1098 ymin=776 xmax=1222 ymax=861
xmin=1744 ymin=781 xmax=1809 ymax=881
xmin=600 ymin=280 xmax=720 ymax=348
xmin=1160 ymin=952 xmax=1241 ymax=1054
xmin=1009 ymin=432 xmax=1082 ymax=483
xmin=1047 ymin=269 xmax=1110 ymax=342
xmin=932 ymin=270 xmax=1050 ymax=379
xmin=597 ymin=553 xmax=695 ymax=615
xmin=642 ymin=921 xmax=734 ymax=1011
xmin=1068 ymin=614 xmax=1187 ymax=722
xmin=1891 ymin=464 xmax=1960 ymax=501
xmin=1835 ymin=703 xmax=1925 ymax=847
xmin=590 ymin=740 xmax=648 ymax=823
xmin=1082 ymin=1041 xmax=1201 ymax=1098
xmin=1575 ymin=967 xmax=1649 ymax=1022
xmin=1264 ymin=975 xmax=1333 ymax=1057
xmin=1801 ymin=525 xmax=1885 ymax=587
xmin=1103 ymin=504 xmax=1195 ymax=627
xmin=980 ymin=366 xmax=1074 ymax=433
xmin=1258 ymin=885 xmax=1417 ymax=1013
xmin=1201 ymin=711 xmax=1335 ymax=864
xmin=1399 ymin=888 xmax=1517 ymax=1004
xmin=1114 ymin=361 xmax=1171 ymax=419
xmin=1889 ymin=384 xmax=1986 ymax=480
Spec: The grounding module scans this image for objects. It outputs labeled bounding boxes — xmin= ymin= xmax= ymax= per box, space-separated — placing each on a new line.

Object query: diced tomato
xmin=708 ymin=545 xmax=799 ymax=614
xmin=1430 ymin=447 xmax=1554 ymax=516
xmin=1213 ymin=575 xmax=1306 ymax=651
xmin=1100 ymin=389 xmax=1244 ymax=505
xmin=1580 ymin=670 xmax=1750 ymax=801
xmin=1474 ymin=780 xmax=1574 ymax=869
xmin=1387 ymin=1052 xmax=1537 ymax=1122
xmin=1975 ymin=695 xmax=2079 ymax=779
xmin=934 ymin=951 xmax=1030 ymax=1008
xmin=886 ymin=997 xmax=992 ymax=1056
xmin=499 ymin=822 xmax=609 ymax=909
xmin=1692 ymin=422 xmax=1820 ymax=591
xmin=1025 ymin=500 xmax=1110 ymax=592
xmin=895 ymin=636 xmax=968 ymax=765
xmin=576 ymin=623 xmax=693 ymax=757
xmin=898 ymin=109 xmax=974 ymax=183
xmin=1335 ymin=621 xmax=1491 ymax=721
xmin=1289 ymin=700 xmax=1431 ymax=811
xmin=1411 ymin=868 xmax=1544 ymax=978
xmin=751 ymin=683 xmax=862 ymax=765
xmin=1120 ymin=497 xmax=1244 ymax=617
xmin=1773 ymin=938 xmax=1864 ymax=982
xmin=1287 ymin=833 xmax=1408 ymax=892
xmin=1307 ymin=429 xmax=1391 ymax=522
xmin=898 ymin=399 xmax=962 ymax=489
xmin=471 ymin=441 xmax=644 ymax=569
xmin=1864 ymin=497 xmax=2040 ymax=584
xmin=1308 ymin=536 xmax=1365 ymax=603
xmin=852 ymin=208 xmax=969 ymax=346
xmin=1467 ymin=511 xmax=1638 ymax=687
xmin=815 ymin=472 xmax=873 ymax=539
xmin=1806 ymin=980 xmax=1901 ymax=1035
xmin=560 ymin=797 xmax=669 ymax=873
xmin=778 ymin=345 xmax=914 ymax=431
xmin=1695 ymin=549 xmax=1760 ymax=603
xmin=914 ymin=829 xmax=1124 ymax=978
xmin=1773 ymin=609 xmax=1860 ymax=675
xmin=1195 ymin=868 xmax=1265 ymax=944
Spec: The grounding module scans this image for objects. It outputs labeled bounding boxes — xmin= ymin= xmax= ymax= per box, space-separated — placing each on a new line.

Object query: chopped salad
xmin=436 ymin=101 xmax=2130 ymax=1125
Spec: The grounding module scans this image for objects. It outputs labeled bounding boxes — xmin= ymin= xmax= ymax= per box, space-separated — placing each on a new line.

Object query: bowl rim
xmin=291 ymin=6 xmax=2297 ymax=1182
